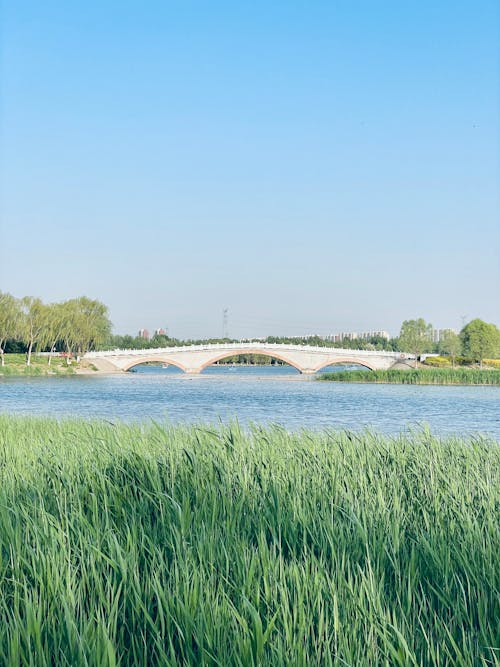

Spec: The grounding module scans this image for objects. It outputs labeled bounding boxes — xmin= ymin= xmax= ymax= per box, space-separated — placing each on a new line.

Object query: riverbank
xmin=0 ymin=354 xmax=79 ymax=377
xmin=0 ymin=416 xmax=498 ymax=665
xmin=318 ymin=367 xmax=500 ymax=385
xmin=0 ymin=353 xmax=98 ymax=376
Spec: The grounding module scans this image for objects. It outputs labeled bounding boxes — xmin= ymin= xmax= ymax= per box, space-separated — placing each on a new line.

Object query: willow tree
xmin=0 ymin=292 xmax=20 ymax=366
xmin=19 ymin=296 xmax=47 ymax=366
xmin=61 ymin=297 xmax=112 ymax=360
xmin=44 ymin=302 xmax=68 ymax=365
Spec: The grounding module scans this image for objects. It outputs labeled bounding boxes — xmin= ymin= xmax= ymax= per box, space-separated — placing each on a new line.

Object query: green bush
xmin=423 ymin=355 xmax=451 ymax=367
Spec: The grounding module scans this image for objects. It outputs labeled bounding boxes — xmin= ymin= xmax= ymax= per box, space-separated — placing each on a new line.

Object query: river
xmin=1 ymin=364 xmax=499 ymax=437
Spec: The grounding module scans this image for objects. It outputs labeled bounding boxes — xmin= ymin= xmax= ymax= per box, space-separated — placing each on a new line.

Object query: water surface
xmin=1 ymin=365 xmax=499 ymax=437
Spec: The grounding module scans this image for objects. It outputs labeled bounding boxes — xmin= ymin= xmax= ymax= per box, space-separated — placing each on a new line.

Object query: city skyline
xmin=131 ymin=321 xmax=458 ymax=342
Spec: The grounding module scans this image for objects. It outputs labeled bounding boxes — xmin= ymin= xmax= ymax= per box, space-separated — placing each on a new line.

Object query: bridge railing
xmin=85 ymin=343 xmax=413 ymax=359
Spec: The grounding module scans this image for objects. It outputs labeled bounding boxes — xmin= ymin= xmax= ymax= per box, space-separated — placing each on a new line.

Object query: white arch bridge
xmin=84 ymin=343 xmax=413 ymax=375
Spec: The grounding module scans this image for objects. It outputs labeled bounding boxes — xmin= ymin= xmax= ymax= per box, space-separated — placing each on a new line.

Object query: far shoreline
xmin=2 ymin=365 xmax=500 ymax=386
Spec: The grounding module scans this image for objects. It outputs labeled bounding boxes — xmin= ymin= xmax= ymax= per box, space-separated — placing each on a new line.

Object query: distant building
xmin=368 ymin=330 xmax=391 ymax=340
xmin=323 ymin=330 xmax=391 ymax=342
xmin=155 ymin=328 xmax=168 ymax=336
xmin=138 ymin=329 xmax=150 ymax=340
xmin=432 ymin=328 xmax=457 ymax=343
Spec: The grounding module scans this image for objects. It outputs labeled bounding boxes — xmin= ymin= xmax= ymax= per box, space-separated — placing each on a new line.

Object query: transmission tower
xmin=222 ymin=308 xmax=229 ymax=339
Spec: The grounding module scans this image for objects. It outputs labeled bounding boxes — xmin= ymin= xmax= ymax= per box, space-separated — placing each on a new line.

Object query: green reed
xmin=0 ymin=416 xmax=498 ymax=665
xmin=319 ymin=367 xmax=500 ymax=385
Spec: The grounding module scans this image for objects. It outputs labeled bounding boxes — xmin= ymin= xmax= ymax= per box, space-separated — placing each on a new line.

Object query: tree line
xmin=78 ymin=318 xmax=500 ymax=368
xmin=267 ymin=320 xmax=500 ymax=367
xmin=1 ymin=293 xmax=499 ymax=368
xmin=0 ymin=293 xmax=111 ymax=367
xmin=398 ymin=318 xmax=500 ymax=368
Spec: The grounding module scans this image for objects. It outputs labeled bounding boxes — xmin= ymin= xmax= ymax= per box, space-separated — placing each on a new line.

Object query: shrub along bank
xmin=423 ymin=355 xmax=500 ymax=368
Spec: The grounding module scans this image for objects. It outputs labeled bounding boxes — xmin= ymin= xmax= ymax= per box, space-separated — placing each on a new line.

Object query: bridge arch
xmin=314 ymin=358 xmax=376 ymax=372
xmin=123 ymin=357 xmax=187 ymax=372
xmin=83 ymin=345 xmax=405 ymax=375
xmin=198 ymin=350 xmax=302 ymax=373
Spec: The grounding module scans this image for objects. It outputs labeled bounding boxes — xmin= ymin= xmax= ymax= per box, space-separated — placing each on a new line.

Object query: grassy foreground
xmin=319 ymin=367 xmax=500 ymax=385
xmin=0 ymin=417 xmax=499 ymax=666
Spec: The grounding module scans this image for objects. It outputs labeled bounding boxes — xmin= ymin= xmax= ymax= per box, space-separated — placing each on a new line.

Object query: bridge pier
xmin=185 ymin=368 xmax=202 ymax=375
xmin=300 ymin=369 xmax=317 ymax=375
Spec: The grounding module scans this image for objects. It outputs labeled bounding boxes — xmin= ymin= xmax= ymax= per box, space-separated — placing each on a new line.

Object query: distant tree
xmin=105 ymin=334 xmax=137 ymax=350
xmin=19 ymin=297 xmax=47 ymax=365
xmin=260 ymin=334 xmax=397 ymax=352
xmin=460 ymin=319 xmax=500 ymax=368
xmin=151 ymin=333 xmax=173 ymax=347
xmin=0 ymin=292 xmax=20 ymax=366
xmin=398 ymin=318 xmax=433 ymax=368
xmin=44 ymin=302 xmax=67 ymax=365
xmin=79 ymin=297 xmax=111 ymax=353
xmin=438 ymin=330 xmax=461 ymax=367
xmin=120 ymin=335 xmax=137 ymax=349
xmin=60 ymin=297 xmax=112 ymax=361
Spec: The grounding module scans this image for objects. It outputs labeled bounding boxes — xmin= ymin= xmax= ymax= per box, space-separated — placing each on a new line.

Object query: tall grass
xmin=0 ymin=416 xmax=499 ymax=665
xmin=319 ymin=367 xmax=500 ymax=385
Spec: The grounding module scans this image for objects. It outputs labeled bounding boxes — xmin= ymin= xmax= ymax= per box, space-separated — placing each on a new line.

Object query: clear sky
xmin=1 ymin=1 xmax=499 ymax=339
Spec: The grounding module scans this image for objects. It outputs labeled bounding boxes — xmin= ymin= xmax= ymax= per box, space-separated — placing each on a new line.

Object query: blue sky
xmin=1 ymin=1 xmax=499 ymax=338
